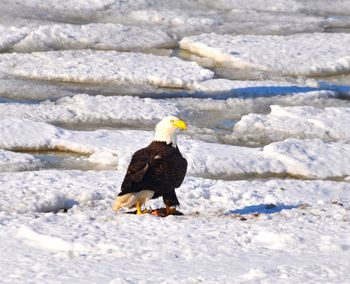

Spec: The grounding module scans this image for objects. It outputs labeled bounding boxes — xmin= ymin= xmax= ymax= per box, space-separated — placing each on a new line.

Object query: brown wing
xmin=172 ymin=148 xmax=187 ymax=188
xmin=148 ymin=146 xmax=187 ymax=189
xmin=119 ymin=148 xmax=150 ymax=194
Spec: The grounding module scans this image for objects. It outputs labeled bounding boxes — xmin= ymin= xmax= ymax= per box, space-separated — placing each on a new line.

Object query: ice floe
xmin=180 ymin=33 xmax=350 ymax=76
xmin=224 ymin=9 xmax=327 ymax=35
xmin=263 ymin=139 xmax=350 ymax=179
xmin=0 ymin=94 xmax=179 ymax=127
xmin=0 ymin=50 xmax=213 ymax=88
xmin=0 ymin=0 xmax=116 ymax=25
xmin=1 ymin=92 xmax=345 ymax=130
xmin=198 ymin=0 xmax=303 ymax=12
xmin=0 ymin=78 xmax=81 ymax=101
xmin=0 ymin=25 xmax=29 ymax=51
xmin=12 ymin=23 xmax=174 ymax=52
xmin=104 ymin=2 xmax=334 ymax=36
xmin=18 ymin=0 xmax=115 ymax=11
xmin=234 ymin=105 xmax=350 ymax=143
xmin=0 ymin=149 xmax=42 ymax=172
xmin=1 ymin=118 xmax=350 ymax=179
xmin=199 ymin=0 xmax=350 ymax=16
xmin=123 ymin=8 xmax=224 ymax=37
xmin=120 ymin=7 xmax=318 ymax=38
xmin=191 ymin=79 xmax=321 ymax=96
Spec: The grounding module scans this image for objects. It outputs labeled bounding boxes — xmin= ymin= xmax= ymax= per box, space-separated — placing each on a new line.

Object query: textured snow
xmin=263 ymin=139 xmax=350 ymax=179
xmin=119 ymin=7 xmax=325 ymax=37
xmin=0 ymin=149 xmax=42 ymax=172
xmin=0 ymin=94 xmax=179 ymax=127
xmin=12 ymin=23 xmax=174 ymax=52
xmin=1 ymin=118 xmax=350 ymax=179
xmin=234 ymin=9 xmax=329 ymax=32
xmin=104 ymin=2 xmax=335 ymax=36
xmin=17 ymin=0 xmax=115 ymax=12
xmin=0 ymin=78 xmax=80 ymax=101
xmin=0 ymin=0 xmax=117 ymax=26
xmin=0 ymin=25 xmax=29 ymax=51
xmin=180 ymin=33 xmax=350 ymax=76
xmin=125 ymin=8 xmax=224 ymax=37
xmin=199 ymin=0 xmax=350 ymax=15
xmin=223 ymin=9 xmax=330 ymax=35
xmin=0 ymin=170 xmax=350 ymax=283
xmin=198 ymin=0 xmax=304 ymax=12
xmin=0 ymin=92 xmax=344 ymax=129
xmin=234 ymin=106 xmax=350 ymax=143
xmin=0 ymin=50 xmax=214 ymax=88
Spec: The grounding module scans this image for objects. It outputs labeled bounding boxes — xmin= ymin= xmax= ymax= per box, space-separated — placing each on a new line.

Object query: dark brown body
xmin=119 ymin=141 xmax=187 ymax=207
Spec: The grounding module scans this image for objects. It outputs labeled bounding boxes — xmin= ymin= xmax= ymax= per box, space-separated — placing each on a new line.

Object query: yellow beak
xmin=174 ymin=120 xmax=187 ymax=130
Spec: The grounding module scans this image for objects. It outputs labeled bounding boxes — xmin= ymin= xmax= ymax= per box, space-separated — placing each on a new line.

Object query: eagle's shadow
xmin=227 ymin=203 xmax=299 ymax=215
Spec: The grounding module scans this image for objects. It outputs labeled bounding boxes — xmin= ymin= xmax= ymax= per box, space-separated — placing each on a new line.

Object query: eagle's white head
xmin=153 ymin=116 xmax=187 ymax=146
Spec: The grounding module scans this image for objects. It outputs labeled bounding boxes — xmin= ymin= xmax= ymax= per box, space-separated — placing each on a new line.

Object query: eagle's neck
xmin=153 ymin=126 xmax=177 ymax=147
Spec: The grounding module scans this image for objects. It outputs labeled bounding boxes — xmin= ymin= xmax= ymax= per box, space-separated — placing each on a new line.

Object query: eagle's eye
xmin=170 ymin=119 xmax=175 ymax=123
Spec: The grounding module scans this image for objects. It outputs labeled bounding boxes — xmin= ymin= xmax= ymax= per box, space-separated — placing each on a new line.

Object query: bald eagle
xmin=113 ymin=116 xmax=187 ymax=216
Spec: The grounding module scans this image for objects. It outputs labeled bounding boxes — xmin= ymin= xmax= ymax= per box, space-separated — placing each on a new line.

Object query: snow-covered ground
xmin=1 ymin=0 xmax=350 ymax=283
xmin=1 ymin=171 xmax=350 ymax=283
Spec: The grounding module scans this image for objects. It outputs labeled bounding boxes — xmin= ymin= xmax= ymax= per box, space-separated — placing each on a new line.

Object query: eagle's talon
xmin=165 ymin=206 xmax=177 ymax=216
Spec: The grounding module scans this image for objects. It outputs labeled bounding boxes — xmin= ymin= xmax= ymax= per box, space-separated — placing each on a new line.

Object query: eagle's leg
xmin=136 ymin=201 xmax=143 ymax=215
xmin=163 ymin=189 xmax=180 ymax=216
xmin=135 ymin=201 xmax=150 ymax=214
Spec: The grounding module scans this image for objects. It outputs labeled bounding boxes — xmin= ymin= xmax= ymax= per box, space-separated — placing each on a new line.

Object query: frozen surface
xmin=103 ymin=2 xmax=339 ymax=36
xmin=0 ymin=0 xmax=116 ymax=25
xmin=1 ymin=1 xmax=350 ymax=283
xmin=191 ymin=78 xmax=321 ymax=96
xmin=180 ymin=33 xmax=350 ymax=76
xmin=0 ymin=94 xmax=179 ymax=127
xmin=0 ymin=50 xmax=214 ymax=88
xmin=0 ymin=149 xmax=42 ymax=172
xmin=1 ymin=118 xmax=350 ymax=179
xmin=17 ymin=0 xmax=115 ymax=10
xmin=0 ymin=170 xmax=350 ymax=283
xmin=263 ymin=139 xmax=350 ymax=179
xmin=225 ymin=9 xmax=328 ymax=35
xmin=313 ymin=80 xmax=350 ymax=97
xmin=12 ymin=23 xmax=174 ymax=52
xmin=0 ymin=78 xmax=80 ymax=100
xmin=198 ymin=0 xmax=303 ymax=12
xmin=124 ymin=8 xmax=225 ymax=37
xmin=0 ymin=25 xmax=29 ymax=51
xmin=117 ymin=7 xmax=325 ymax=37
xmin=0 ymin=92 xmax=344 ymax=129
xmin=199 ymin=0 xmax=350 ymax=15
xmin=235 ymin=106 xmax=350 ymax=143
